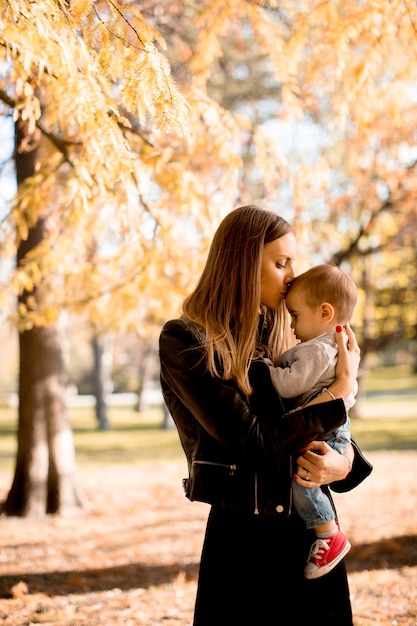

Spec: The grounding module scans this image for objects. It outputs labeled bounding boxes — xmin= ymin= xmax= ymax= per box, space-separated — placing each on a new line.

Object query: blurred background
xmin=0 ymin=0 xmax=416 ymax=518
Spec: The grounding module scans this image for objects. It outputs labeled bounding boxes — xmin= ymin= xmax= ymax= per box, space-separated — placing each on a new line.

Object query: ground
xmin=0 ymin=450 xmax=416 ymax=626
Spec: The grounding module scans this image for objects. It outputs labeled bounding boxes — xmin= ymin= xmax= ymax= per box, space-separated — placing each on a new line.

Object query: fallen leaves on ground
xmin=0 ymin=451 xmax=416 ymax=626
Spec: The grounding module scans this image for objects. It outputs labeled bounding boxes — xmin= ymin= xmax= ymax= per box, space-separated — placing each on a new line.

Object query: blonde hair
xmin=182 ymin=205 xmax=295 ymax=395
xmin=288 ymin=264 xmax=357 ymax=323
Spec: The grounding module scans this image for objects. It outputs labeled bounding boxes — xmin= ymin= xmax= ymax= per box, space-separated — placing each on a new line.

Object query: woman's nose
xmin=285 ymin=268 xmax=295 ymax=284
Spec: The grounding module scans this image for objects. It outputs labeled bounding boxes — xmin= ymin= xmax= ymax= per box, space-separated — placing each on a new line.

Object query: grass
xmin=0 ymin=406 xmax=183 ymax=472
xmin=0 ymin=365 xmax=416 ymax=472
xmin=350 ymin=416 xmax=417 ymax=451
xmin=363 ymin=364 xmax=417 ymax=395
xmin=70 ymin=406 xmax=183 ymax=465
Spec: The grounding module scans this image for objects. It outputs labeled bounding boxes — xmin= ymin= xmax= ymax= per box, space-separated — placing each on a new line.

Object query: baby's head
xmin=286 ymin=264 xmax=357 ymax=342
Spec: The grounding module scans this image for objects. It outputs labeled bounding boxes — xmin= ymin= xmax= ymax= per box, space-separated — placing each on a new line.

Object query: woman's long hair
xmin=182 ymin=205 xmax=295 ymax=395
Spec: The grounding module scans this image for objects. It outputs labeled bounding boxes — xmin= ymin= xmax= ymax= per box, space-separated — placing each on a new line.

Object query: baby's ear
xmin=321 ymin=302 xmax=334 ymax=322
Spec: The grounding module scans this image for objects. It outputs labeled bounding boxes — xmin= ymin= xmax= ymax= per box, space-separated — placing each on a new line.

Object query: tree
xmin=2 ymin=0 xmax=417 ymax=515
xmin=0 ymin=0 xmax=242 ymax=516
xmin=182 ymin=0 xmax=417 ymax=355
xmin=3 ymin=116 xmax=83 ymax=516
xmin=91 ymin=331 xmax=112 ymax=431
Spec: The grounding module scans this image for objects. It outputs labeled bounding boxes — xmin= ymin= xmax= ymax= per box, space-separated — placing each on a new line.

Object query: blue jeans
xmin=293 ymin=419 xmax=351 ymax=530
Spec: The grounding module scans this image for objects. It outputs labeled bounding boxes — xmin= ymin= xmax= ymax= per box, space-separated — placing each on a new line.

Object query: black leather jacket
xmin=159 ymin=317 xmax=372 ymax=517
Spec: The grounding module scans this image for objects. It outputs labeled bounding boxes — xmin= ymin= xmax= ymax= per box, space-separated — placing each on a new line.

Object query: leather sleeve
xmin=160 ymin=319 xmax=351 ymax=464
xmin=159 ymin=319 xmax=257 ymax=454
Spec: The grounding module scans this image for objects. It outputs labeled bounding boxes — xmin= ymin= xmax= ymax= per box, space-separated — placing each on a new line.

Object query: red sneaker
xmin=304 ymin=529 xmax=351 ymax=579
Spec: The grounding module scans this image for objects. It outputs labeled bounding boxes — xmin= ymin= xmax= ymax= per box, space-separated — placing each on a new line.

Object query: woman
xmin=159 ymin=205 xmax=371 ymax=625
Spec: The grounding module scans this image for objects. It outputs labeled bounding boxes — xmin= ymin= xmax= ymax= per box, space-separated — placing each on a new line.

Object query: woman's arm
xmin=160 ymin=320 xmax=344 ymax=462
xmin=159 ymin=319 xmax=255 ymax=449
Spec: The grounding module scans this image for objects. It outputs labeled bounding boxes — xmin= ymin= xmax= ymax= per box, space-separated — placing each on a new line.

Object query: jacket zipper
xmin=254 ymin=422 xmax=260 ymax=514
xmin=192 ymin=460 xmax=237 ymax=475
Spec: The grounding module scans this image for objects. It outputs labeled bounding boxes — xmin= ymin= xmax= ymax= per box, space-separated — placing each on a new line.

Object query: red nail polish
xmin=336 ymin=325 xmax=343 ymax=332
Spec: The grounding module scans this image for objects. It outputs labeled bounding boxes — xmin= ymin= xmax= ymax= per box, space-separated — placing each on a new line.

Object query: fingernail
xmin=336 ymin=325 xmax=343 ymax=332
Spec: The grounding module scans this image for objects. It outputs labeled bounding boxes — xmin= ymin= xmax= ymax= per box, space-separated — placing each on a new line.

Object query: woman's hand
xmin=323 ymin=323 xmax=360 ymax=401
xmin=293 ymin=441 xmax=353 ymax=487
xmin=335 ymin=322 xmax=360 ymax=384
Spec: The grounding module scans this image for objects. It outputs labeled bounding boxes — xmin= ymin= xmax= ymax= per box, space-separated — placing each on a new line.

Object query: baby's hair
xmin=288 ymin=264 xmax=357 ymax=323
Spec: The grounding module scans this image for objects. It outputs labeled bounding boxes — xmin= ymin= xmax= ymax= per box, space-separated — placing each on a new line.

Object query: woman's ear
xmin=320 ymin=302 xmax=335 ymax=322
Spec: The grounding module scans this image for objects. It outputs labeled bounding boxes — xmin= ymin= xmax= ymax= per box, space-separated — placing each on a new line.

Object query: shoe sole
xmin=304 ymin=540 xmax=352 ymax=580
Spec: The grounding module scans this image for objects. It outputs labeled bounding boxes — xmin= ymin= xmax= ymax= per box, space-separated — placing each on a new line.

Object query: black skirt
xmin=193 ymin=506 xmax=353 ymax=626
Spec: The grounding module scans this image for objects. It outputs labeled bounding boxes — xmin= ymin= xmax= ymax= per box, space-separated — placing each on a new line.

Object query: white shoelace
xmin=308 ymin=538 xmax=331 ymax=560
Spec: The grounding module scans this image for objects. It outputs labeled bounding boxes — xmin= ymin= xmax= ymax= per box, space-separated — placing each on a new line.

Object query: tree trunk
xmin=2 ymin=116 xmax=84 ymax=518
xmin=92 ymin=333 xmax=111 ymax=431
xmin=4 ymin=324 xmax=84 ymax=517
xmin=135 ymin=337 xmax=153 ymax=412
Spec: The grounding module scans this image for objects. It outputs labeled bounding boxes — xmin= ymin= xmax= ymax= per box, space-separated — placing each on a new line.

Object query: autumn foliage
xmin=0 ymin=0 xmax=415 ymax=343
